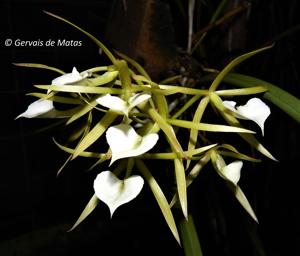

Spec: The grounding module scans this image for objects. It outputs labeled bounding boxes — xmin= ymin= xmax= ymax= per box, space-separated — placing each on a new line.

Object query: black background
xmin=0 ymin=1 xmax=300 ymax=255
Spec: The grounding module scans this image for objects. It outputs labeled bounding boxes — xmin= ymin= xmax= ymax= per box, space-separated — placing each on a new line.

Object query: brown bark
xmin=105 ymin=0 xmax=177 ymax=81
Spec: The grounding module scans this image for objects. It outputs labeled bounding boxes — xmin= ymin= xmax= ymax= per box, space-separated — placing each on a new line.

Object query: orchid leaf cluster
xmin=16 ymin=12 xmax=277 ymax=245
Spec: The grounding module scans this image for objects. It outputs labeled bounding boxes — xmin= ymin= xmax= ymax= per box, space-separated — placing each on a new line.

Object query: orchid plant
xmin=16 ymin=11 xmax=296 ymax=254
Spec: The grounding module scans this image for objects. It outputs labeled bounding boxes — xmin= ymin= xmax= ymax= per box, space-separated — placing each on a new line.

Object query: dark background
xmin=0 ymin=0 xmax=300 ymax=255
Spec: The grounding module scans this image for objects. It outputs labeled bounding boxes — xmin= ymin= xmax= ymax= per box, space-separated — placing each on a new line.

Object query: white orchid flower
xmin=93 ymin=171 xmax=144 ymax=217
xmin=16 ymin=99 xmax=55 ymax=119
xmin=223 ymin=98 xmax=270 ymax=135
xmin=51 ymin=67 xmax=88 ymax=86
xmin=214 ymin=153 xmax=243 ymax=186
xmin=106 ymin=123 xmax=159 ymax=165
xmin=96 ymin=93 xmax=151 ymax=116
xmin=221 ymin=161 xmax=243 ymax=186
xmin=48 ymin=67 xmax=88 ymax=94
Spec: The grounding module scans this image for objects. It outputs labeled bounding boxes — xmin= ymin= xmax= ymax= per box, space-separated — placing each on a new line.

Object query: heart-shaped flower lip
xmin=223 ymin=98 xmax=270 ymax=136
xmin=93 ymin=171 xmax=144 ymax=217
xmin=51 ymin=67 xmax=88 ymax=86
xmin=106 ymin=124 xmax=159 ymax=165
xmin=16 ymin=99 xmax=54 ymax=119
xmin=96 ymin=93 xmax=151 ymax=116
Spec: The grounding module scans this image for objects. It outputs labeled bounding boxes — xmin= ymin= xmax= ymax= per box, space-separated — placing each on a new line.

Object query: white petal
xmin=106 ymin=124 xmax=159 ymax=165
xmin=221 ymin=161 xmax=243 ymax=186
xmin=93 ymin=171 xmax=144 ymax=216
xmin=128 ymin=93 xmax=151 ymax=110
xmin=236 ymin=98 xmax=270 ymax=136
xmin=16 ymin=99 xmax=54 ymax=119
xmin=223 ymin=98 xmax=270 ymax=135
xmin=51 ymin=67 xmax=87 ymax=86
xmin=96 ymin=94 xmax=128 ymax=115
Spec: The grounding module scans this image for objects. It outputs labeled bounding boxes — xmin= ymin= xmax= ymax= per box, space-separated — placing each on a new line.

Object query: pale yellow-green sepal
xmin=53 ymin=138 xmax=105 ymax=158
xmin=222 ymin=112 xmax=277 ymax=161
xmin=147 ymin=107 xmax=184 ymax=156
xmin=136 ymin=160 xmax=181 ymax=245
xmin=217 ymin=144 xmax=261 ymax=162
xmin=27 ymin=92 xmax=81 ymax=105
xmin=168 ymin=119 xmax=255 ymax=133
xmin=229 ymin=185 xmax=258 ymax=223
xmin=187 ymin=96 xmax=210 ymax=168
xmin=13 ymin=62 xmax=65 ymax=75
xmin=35 ymin=84 xmax=122 ymax=95
xmin=209 ymin=45 xmax=273 ymax=92
xmin=72 ymin=112 xmax=118 ymax=160
xmin=215 ymin=86 xmax=268 ymax=96
xmin=69 ymin=194 xmax=99 ymax=231
xmin=170 ymin=153 xmax=210 ymax=208
xmin=66 ymin=99 xmax=98 ymax=125
xmin=174 ymin=158 xmax=188 ymax=219
xmin=87 ymin=71 xmax=119 ymax=86
xmin=44 ymin=11 xmax=117 ymax=65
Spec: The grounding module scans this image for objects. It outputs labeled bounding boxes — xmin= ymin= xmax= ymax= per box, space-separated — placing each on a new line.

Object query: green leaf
xmin=13 ymin=62 xmax=65 ymax=74
xmin=69 ymin=194 xmax=100 ymax=231
xmin=168 ymin=119 xmax=255 ymax=133
xmin=72 ymin=112 xmax=117 ymax=160
xmin=136 ymin=159 xmax=181 ymax=245
xmin=179 ymin=214 xmax=203 ymax=256
xmin=174 ymin=158 xmax=188 ymax=219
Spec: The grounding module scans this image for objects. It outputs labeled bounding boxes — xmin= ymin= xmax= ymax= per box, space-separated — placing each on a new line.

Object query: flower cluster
xmin=15 ymin=13 xmax=276 ymax=245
